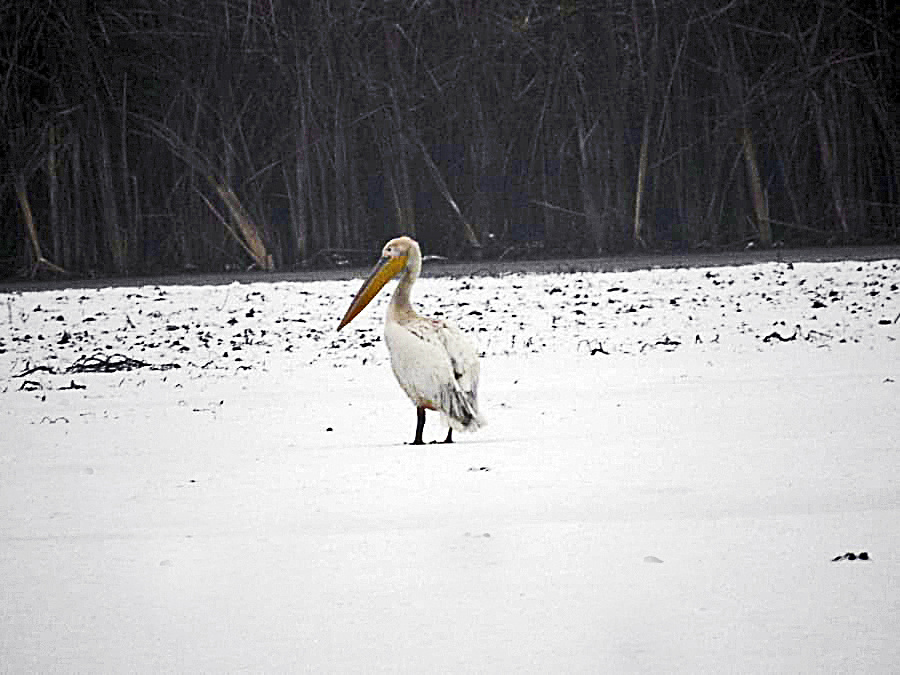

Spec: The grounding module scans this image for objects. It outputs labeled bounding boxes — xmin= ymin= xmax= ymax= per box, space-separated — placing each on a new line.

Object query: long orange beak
xmin=337 ymin=254 xmax=408 ymax=330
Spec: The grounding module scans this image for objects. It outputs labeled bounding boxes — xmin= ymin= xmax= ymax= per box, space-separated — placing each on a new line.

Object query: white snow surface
xmin=2 ymin=259 xmax=899 ymax=672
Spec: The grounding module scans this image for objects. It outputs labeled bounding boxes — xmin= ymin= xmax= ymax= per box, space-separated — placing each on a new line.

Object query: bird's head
xmin=381 ymin=235 xmax=417 ymax=262
xmin=337 ymin=236 xmax=420 ymax=330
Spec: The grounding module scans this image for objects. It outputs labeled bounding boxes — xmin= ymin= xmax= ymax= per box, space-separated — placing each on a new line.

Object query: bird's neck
xmin=389 ymin=249 xmax=421 ymax=321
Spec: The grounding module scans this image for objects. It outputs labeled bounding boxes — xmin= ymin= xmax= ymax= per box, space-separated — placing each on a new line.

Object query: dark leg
xmin=412 ymin=407 xmax=426 ymax=445
xmin=443 ymin=428 xmax=453 ymax=444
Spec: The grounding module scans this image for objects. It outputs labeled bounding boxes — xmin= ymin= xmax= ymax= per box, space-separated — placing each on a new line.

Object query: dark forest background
xmin=2 ymin=0 xmax=897 ymax=278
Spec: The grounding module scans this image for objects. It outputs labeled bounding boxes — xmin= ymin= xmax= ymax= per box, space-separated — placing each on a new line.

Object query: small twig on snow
xmin=763 ymin=325 xmax=800 ymax=343
xmin=13 ymin=363 xmax=56 ymax=378
xmin=40 ymin=416 xmax=69 ymax=424
xmin=578 ymin=339 xmax=609 ymax=355
xmin=641 ymin=336 xmax=681 ymax=352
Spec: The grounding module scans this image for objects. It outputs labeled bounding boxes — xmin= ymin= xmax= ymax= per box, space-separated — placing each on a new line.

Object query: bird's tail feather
xmin=444 ymin=389 xmax=485 ymax=432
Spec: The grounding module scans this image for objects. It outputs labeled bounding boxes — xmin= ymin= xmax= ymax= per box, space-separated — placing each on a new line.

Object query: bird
xmin=337 ymin=236 xmax=485 ymax=445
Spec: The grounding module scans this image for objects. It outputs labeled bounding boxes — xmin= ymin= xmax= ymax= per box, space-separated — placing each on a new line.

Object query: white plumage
xmin=338 ymin=236 xmax=484 ymax=444
xmin=385 ymin=308 xmax=483 ymax=432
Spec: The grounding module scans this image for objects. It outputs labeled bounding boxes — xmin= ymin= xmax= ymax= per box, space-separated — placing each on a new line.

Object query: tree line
xmin=2 ymin=0 xmax=897 ymax=278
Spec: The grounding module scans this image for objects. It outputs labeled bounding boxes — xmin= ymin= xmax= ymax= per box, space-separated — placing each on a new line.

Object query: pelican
xmin=337 ymin=236 xmax=485 ymax=445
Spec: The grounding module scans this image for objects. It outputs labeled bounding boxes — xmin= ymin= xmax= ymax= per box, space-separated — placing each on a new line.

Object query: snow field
xmin=2 ymin=258 xmax=899 ymax=672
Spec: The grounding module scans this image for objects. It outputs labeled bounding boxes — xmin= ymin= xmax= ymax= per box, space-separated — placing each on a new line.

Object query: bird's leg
xmin=443 ymin=428 xmax=454 ymax=444
xmin=412 ymin=407 xmax=426 ymax=445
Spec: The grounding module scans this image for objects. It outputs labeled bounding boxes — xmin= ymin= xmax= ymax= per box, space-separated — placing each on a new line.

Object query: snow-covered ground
xmin=2 ymin=258 xmax=899 ymax=672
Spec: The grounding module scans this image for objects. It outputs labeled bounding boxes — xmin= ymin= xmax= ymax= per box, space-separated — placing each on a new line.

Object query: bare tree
xmin=1 ymin=0 xmax=896 ymax=278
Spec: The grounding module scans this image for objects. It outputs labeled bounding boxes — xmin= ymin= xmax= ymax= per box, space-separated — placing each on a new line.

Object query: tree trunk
xmin=72 ymin=131 xmax=85 ymax=270
xmin=48 ymin=126 xmax=61 ymax=264
xmin=96 ymin=109 xmax=127 ymax=274
xmin=606 ymin=2 xmax=628 ymax=251
xmin=120 ymin=74 xmax=133 ymax=270
xmin=576 ymin=111 xmax=605 ymax=253
xmin=15 ymin=174 xmax=68 ymax=277
xmin=210 ymin=180 xmax=273 ymax=271
xmin=740 ymin=127 xmax=772 ymax=247
xmin=812 ymin=92 xmax=849 ymax=237
xmin=633 ymin=110 xmax=651 ymax=248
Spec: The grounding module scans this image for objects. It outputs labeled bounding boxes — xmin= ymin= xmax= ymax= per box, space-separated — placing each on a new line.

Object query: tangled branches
xmin=14 ymin=352 xmax=181 ymax=378
xmin=65 ymin=352 xmax=181 ymax=374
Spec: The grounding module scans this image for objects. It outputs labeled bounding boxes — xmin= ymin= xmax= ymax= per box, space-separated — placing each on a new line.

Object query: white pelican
xmin=337 ymin=236 xmax=485 ymax=445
